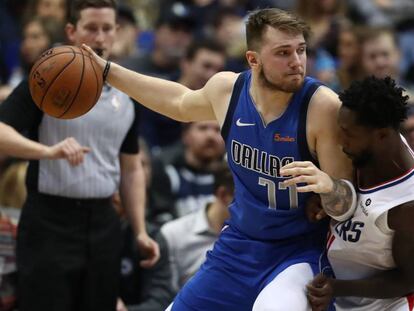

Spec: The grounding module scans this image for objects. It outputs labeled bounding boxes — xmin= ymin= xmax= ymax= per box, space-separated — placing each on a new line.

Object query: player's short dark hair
xmin=68 ymin=0 xmax=117 ymax=25
xmin=246 ymin=8 xmax=310 ymax=51
xmin=339 ymin=76 xmax=410 ymax=129
xmin=185 ymin=40 xmax=226 ymax=61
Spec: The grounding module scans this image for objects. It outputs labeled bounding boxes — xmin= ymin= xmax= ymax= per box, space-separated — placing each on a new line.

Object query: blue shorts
xmin=171 ymin=224 xmax=332 ymax=311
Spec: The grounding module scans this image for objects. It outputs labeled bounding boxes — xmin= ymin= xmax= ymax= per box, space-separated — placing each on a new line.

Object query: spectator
xmin=336 ymin=22 xmax=363 ymax=91
xmin=24 ymin=0 xmax=68 ymax=23
xmin=0 ymin=160 xmax=27 ymax=311
xmin=0 ymin=161 xmax=28 ymax=211
xmin=151 ymin=121 xmax=225 ymax=223
xmin=6 ymin=16 xmax=64 ymax=90
xmin=110 ymin=3 xmax=141 ymax=62
xmin=0 ymin=210 xmax=17 ymax=311
xmin=161 ymin=161 xmax=233 ymax=292
xmin=113 ymin=192 xmax=174 ymax=311
xmin=295 ymin=0 xmax=346 ymax=88
xmin=208 ymin=7 xmax=247 ymax=72
xmin=122 ymin=4 xmax=194 ymax=150
xmin=146 ymin=39 xmax=226 ymax=152
xmin=358 ymin=26 xmax=414 ymax=101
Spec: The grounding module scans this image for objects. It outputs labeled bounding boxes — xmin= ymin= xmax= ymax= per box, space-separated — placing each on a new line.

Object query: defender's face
xmin=66 ymin=7 xmax=117 ymax=59
xmin=254 ymin=27 xmax=306 ymax=92
xmin=338 ymin=107 xmax=375 ymax=168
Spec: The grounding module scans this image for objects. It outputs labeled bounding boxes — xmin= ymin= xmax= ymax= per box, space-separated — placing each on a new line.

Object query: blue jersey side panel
xmin=223 ymin=71 xmax=326 ymax=240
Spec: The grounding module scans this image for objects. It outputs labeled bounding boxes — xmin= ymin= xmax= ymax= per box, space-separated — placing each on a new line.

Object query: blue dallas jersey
xmin=222 ymin=70 xmax=327 ymax=240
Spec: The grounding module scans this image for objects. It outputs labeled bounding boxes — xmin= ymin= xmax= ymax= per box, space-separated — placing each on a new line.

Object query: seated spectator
xmin=110 ymin=4 xmax=141 ymax=63
xmin=24 ymin=0 xmax=67 ymax=23
xmin=358 ymin=26 xmax=414 ymax=102
xmin=335 ymin=21 xmax=363 ymax=91
xmin=0 ymin=161 xmax=28 ymax=311
xmin=113 ymin=192 xmax=174 ymax=311
xmin=145 ymin=39 xmax=226 ymax=152
xmin=0 ymin=161 xmax=28 ymax=212
xmin=6 ymin=15 xmax=65 ymax=91
xmin=122 ymin=5 xmax=194 ymax=151
xmin=161 ymin=162 xmax=233 ymax=292
xmin=0 ymin=211 xmax=17 ymax=311
xmin=150 ymin=121 xmax=225 ymax=223
xmin=208 ymin=7 xmax=247 ymax=73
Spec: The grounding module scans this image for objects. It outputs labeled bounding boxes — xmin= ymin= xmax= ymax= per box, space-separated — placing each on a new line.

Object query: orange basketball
xmin=29 ymin=45 xmax=103 ymax=119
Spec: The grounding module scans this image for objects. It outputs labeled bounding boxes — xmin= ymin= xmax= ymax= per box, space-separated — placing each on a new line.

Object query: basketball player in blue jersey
xmin=83 ymin=8 xmax=357 ymax=311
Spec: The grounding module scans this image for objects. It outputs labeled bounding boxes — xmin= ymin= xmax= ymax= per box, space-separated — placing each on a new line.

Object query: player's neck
xmin=249 ymin=80 xmax=293 ymax=125
xmin=358 ymin=136 xmax=414 ymax=188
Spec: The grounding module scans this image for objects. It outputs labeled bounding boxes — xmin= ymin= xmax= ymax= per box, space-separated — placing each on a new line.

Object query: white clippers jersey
xmin=328 ymin=159 xmax=414 ymax=311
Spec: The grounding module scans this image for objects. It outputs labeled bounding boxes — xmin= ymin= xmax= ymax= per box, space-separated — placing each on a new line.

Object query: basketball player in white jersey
xmin=282 ymin=76 xmax=414 ymax=311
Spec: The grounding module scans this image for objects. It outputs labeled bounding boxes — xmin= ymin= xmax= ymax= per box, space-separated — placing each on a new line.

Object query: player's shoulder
xmin=310 ymin=85 xmax=341 ymax=111
xmin=204 ymin=71 xmax=239 ymax=95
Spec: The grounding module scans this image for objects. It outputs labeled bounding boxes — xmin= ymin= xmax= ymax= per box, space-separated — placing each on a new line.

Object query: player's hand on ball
xmin=280 ymin=161 xmax=334 ymax=194
xmin=81 ymin=44 xmax=106 ymax=71
xmin=306 ymin=273 xmax=334 ymax=311
xmin=46 ymin=137 xmax=90 ymax=166
xmin=137 ymin=232 xmax=160 ymax=268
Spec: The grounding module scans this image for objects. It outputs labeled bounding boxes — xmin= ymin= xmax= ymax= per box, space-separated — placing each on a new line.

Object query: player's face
xmin=253 ymin=27 xmax=306 ymax=92
xmin=338 ymin=107 xmax=375 ymax=168
xmin=67 ymin=7 xmax=117 ymax=59
xmin=361 ymin=34 xmax=399 ymax=79
xmin=182 ymin=49 xmax=225 ymax=89
xmin=183 ymin=121 xmax=225 ymax=163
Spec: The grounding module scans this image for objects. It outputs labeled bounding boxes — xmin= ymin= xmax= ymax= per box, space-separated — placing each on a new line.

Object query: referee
xmin=0 ymin=1 xmax=159 ymax=311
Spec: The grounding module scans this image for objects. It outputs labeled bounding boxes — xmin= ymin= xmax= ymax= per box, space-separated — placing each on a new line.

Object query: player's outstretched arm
xmin=82 ymin=44 xmax=236 ymax=124
xmin=307 ymin=201 xmax=414 ymax=308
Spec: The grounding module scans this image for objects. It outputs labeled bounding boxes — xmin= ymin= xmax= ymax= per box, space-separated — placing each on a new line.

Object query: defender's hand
xmin=307 ymin=273 xmax=334 ymax=311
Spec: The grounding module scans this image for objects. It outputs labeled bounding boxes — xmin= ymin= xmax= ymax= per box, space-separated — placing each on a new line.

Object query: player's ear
xmin=65 ymin=23 xmax=76 ymax=43
xmin=376 ymin=128 xmax=390 ymax=141
xmin=246 ymin=51 xmax=260 ymax=69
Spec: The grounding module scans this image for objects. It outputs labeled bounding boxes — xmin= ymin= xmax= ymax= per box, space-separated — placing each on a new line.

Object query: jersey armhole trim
xmin=298 ymin=82 xmax=322 ymax=165
xmin=221 ymin=71 xmax=248 ymax=143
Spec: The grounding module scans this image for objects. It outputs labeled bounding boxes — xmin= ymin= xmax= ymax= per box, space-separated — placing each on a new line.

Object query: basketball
xmin=29 ymin=45 xmax=103 ymax=119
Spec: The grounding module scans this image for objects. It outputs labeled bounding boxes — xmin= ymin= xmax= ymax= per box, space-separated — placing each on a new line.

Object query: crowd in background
xmin=0 ymin=0 xmax=414 ymax=310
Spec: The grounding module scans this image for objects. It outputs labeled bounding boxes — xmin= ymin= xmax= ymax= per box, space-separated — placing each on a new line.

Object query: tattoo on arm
xmin=320 ymin=179 xmax=356 ymax=220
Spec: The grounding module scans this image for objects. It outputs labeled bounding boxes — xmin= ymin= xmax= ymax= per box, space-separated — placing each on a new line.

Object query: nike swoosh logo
xmin=236 ymin=118 xmax=255 ymax=127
